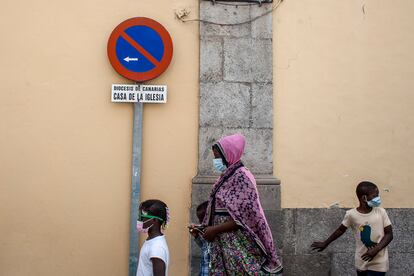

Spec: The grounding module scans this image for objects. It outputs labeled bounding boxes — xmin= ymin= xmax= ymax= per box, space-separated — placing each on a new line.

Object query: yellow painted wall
xmin=0 ymin=0 xmax=198 ymax=275
xmin=2 ymin=0 xmax=414 ymax=275
xmin=274 ymin=0 xmax=414 ymax=208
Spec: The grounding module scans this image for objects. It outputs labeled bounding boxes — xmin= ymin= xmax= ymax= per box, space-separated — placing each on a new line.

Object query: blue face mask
xmin=367 ymin=196 xmax=381 ymax=207
xmin=213 ymin=158 xmax=227 ymax=172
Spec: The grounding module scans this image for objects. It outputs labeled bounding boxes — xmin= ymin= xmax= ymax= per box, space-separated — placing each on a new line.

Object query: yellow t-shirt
xmin=341 ymin=207 xmax=392 ymax=272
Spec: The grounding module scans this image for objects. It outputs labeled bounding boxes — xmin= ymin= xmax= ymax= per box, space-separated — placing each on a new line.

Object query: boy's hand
xmin=361 ymin=247 xmax=380 ymax=262
xmin=311 ymin=241 xmax=328 ymax=252
xmin=361 ymin=225 xmax=393 ymax=262
xmin=311 ymin=224 xmax=347 ymax=253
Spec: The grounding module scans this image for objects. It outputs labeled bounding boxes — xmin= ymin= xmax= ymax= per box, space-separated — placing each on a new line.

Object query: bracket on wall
xmin=209 ymin=0 xmax=273 ymax=4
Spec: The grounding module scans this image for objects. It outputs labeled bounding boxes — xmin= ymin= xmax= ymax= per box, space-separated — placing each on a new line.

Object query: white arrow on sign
xmin=124 ymin=56 xmax=139 ymax=62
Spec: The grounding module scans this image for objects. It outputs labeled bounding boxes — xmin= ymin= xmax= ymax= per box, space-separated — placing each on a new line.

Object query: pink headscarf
xmin=217 ymin=134 xmax=246 ymax=165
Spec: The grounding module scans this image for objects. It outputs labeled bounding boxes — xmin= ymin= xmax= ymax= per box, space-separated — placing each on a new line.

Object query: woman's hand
xmin=188 ymin=224 xmax=199 ymax=238
xmin=202 ymin=226 xmax=218 ymax=242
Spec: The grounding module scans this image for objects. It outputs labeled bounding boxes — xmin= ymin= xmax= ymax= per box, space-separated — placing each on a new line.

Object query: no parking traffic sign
xmin=107 ymin=17 xmax=173 ymax=82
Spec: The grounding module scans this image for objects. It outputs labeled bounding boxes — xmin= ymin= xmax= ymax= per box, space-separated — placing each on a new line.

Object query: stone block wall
xmin=192 ymin=2 xmax=282 ymax=271
xmin=192 ymin=2 xmax=414 ymax=275
xmin=273 ymin=208 xmax=414 ymax=276
xmin=198 ymin=1 xmax=276 ymax=177
xmin=190 ymin=208 xmax=414 ymax=275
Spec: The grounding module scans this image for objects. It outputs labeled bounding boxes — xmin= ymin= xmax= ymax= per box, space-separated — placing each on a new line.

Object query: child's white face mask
xmin=136 ymin=219 xmax=153 ymax=233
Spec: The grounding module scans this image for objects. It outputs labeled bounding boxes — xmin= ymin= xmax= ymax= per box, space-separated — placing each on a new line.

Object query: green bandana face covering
xmin=137 ymin=211 xmax=164 ymax=222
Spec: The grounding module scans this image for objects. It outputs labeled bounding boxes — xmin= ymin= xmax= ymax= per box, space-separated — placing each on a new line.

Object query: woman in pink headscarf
xmin=202 ymin=134 xmax=283 ymax=275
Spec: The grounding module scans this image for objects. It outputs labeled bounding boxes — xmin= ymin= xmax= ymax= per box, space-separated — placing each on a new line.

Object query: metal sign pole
xmin=129 ymin=101 xmax=143 ymax=276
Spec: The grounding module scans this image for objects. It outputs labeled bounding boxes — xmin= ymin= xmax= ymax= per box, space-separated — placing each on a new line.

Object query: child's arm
xmin=311 ymin=224 xmax=347 ymax=252
xmin=151 ymin=258 xmax=166 ymax=276
xmin=361 ymin=225 xmax=393 ymax=262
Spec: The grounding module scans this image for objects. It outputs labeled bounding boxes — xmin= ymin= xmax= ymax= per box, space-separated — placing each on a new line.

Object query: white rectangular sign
xmin=111 ymin=84 xmax=167 ymax=103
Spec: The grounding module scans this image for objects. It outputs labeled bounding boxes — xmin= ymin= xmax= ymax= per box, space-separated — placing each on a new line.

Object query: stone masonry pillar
xmin=190 ymin=1 xmax=280 ymax=274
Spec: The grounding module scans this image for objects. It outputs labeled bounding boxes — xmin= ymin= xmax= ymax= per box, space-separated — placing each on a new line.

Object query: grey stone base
xmin=189 ymin=206 xmax=414 ymax=276
xmin=190 ymin=175 xmax=281 ymax=275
